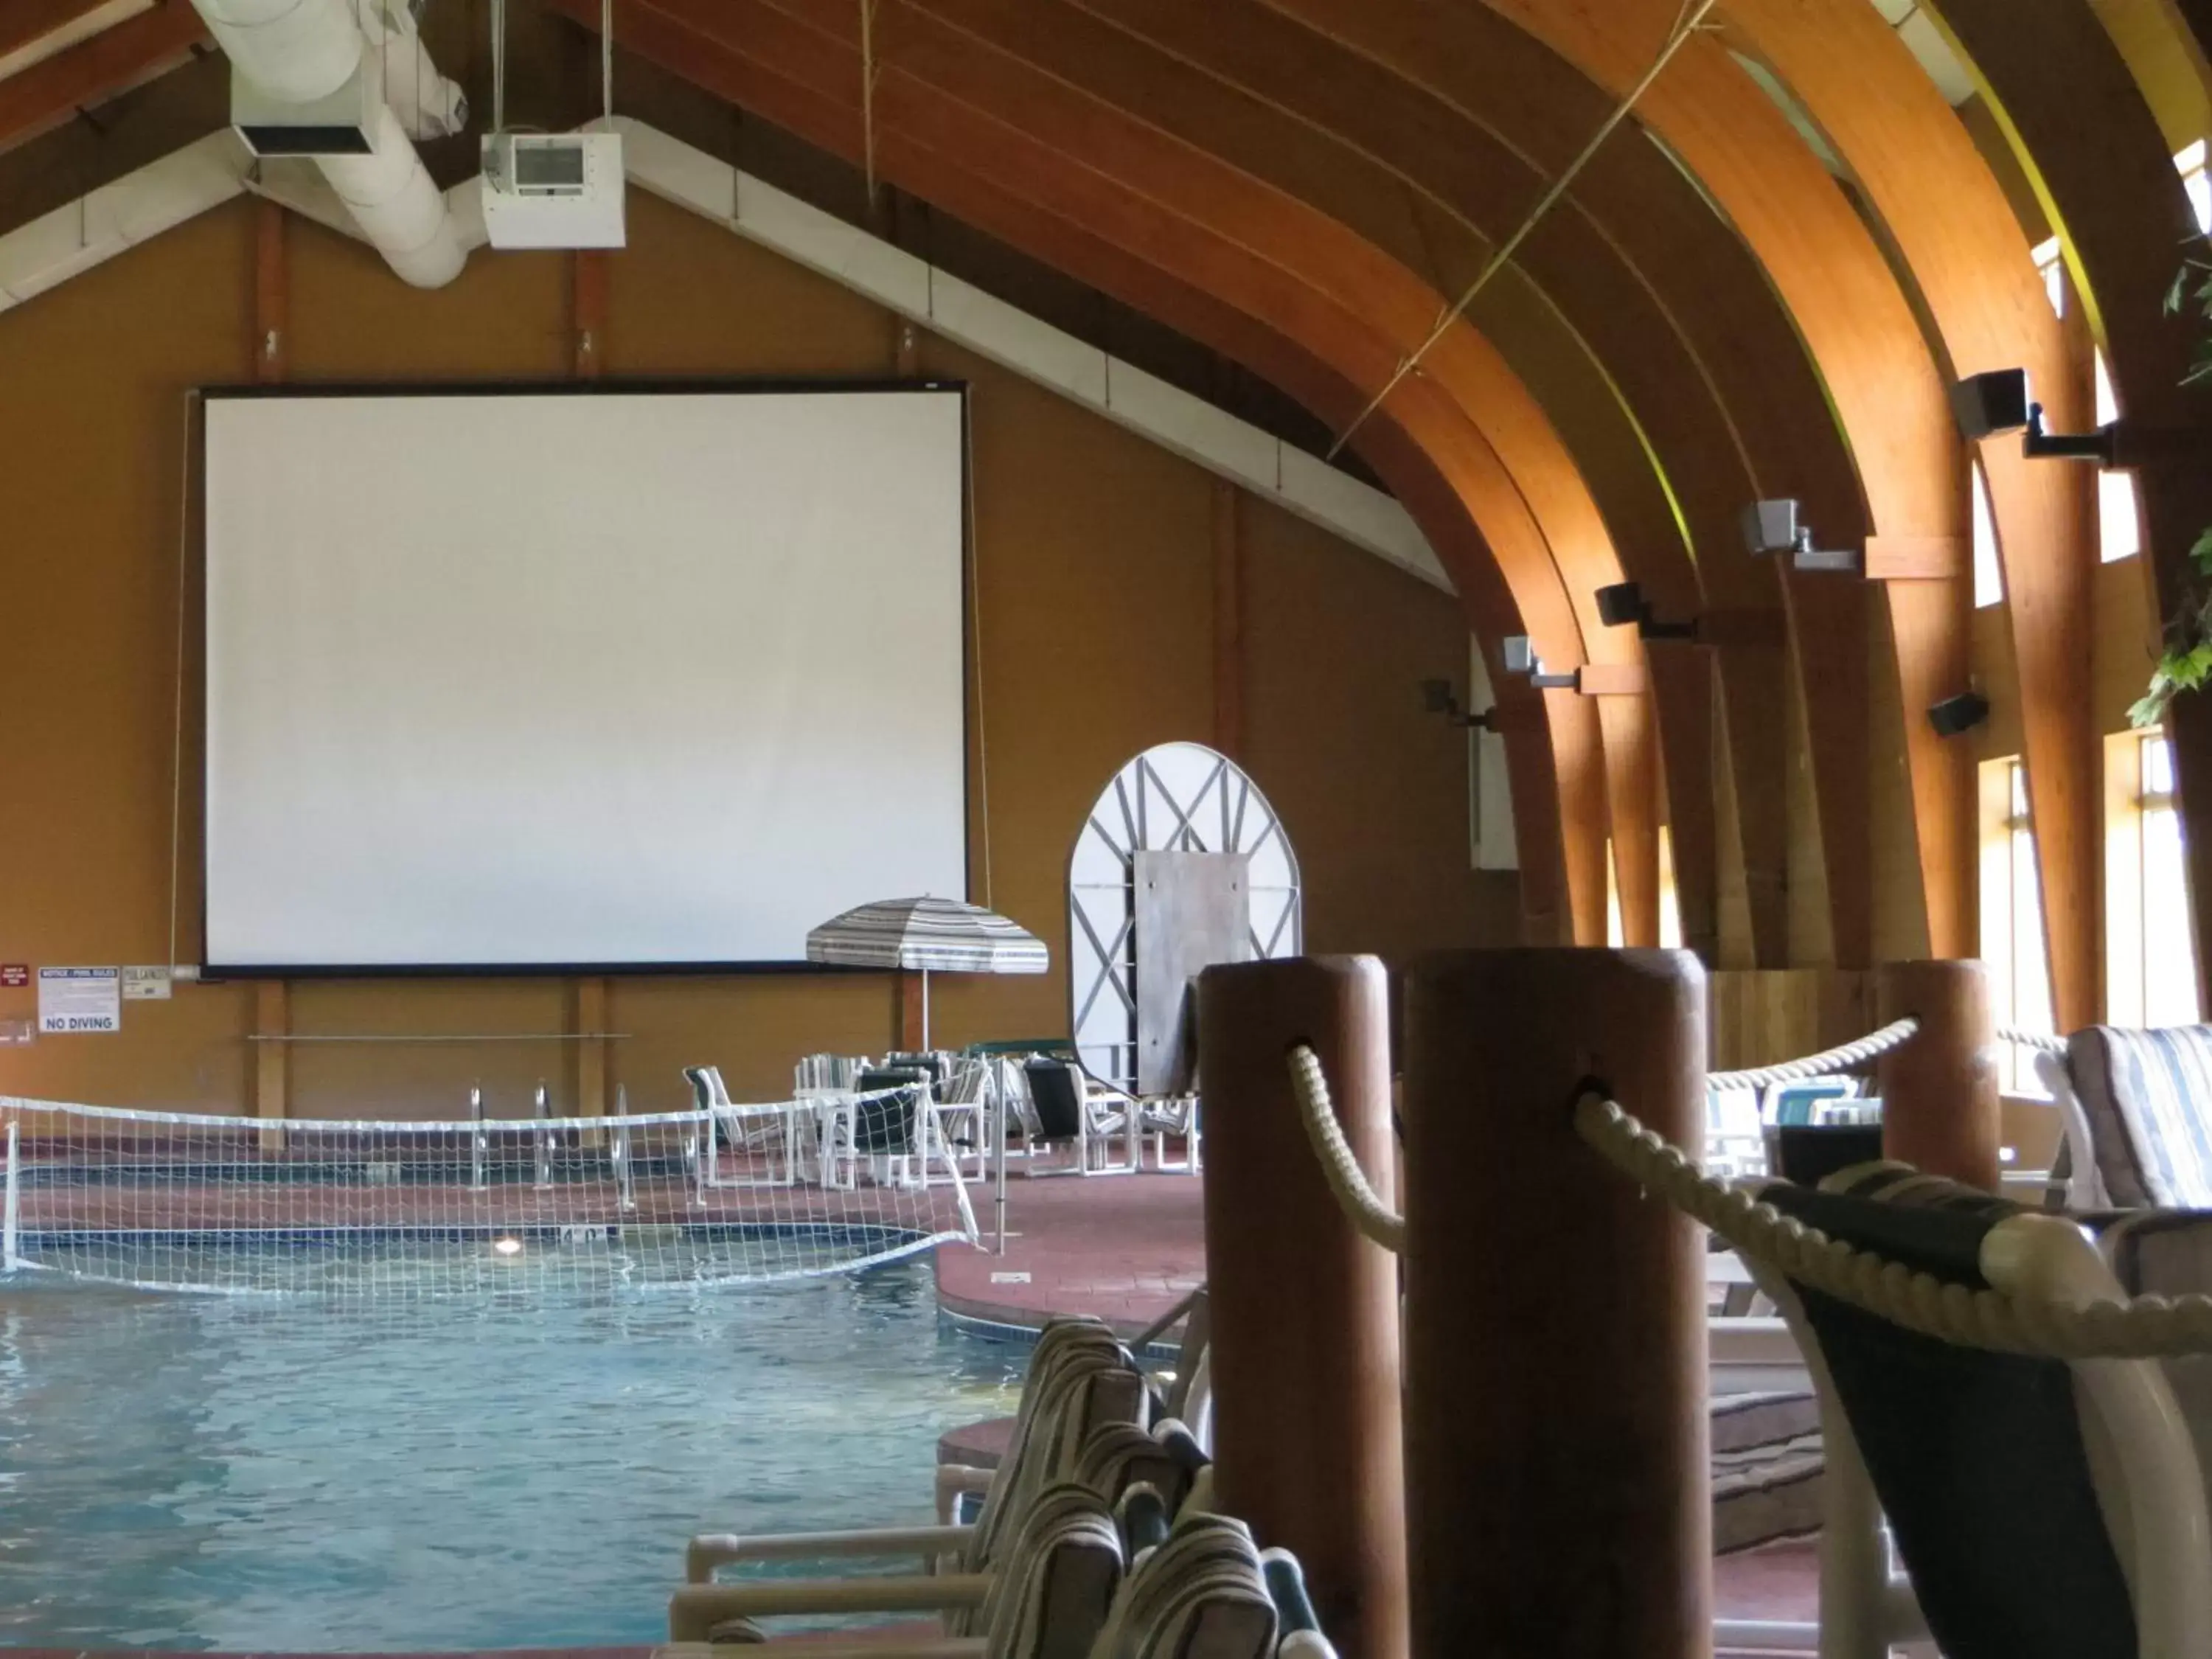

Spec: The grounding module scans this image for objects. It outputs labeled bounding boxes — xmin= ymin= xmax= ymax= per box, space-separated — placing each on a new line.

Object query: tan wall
xmin=0 ymin=190 xmax=1505 ymax=1117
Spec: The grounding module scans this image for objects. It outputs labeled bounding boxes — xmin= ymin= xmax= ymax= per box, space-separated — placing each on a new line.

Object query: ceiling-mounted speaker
xmin=1927 ymin=691 xmax=1992 ymax=738
xmin=1740 ymin=498 xmax=1802 ymax=556
xmin=1950 ymin=369 xmax=2032 ymax=440
xmin=1595 ymin=582 xmax=1646 ymax=629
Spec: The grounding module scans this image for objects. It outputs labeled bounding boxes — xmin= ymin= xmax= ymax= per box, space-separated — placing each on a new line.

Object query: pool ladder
xmin=532 ymin=1082 xmax=554 ymax=1190
xmin=611 ymin=1085 xmax=636 ymax=1212
xmin=467 ymin=1083 xmax=488 ymax=1192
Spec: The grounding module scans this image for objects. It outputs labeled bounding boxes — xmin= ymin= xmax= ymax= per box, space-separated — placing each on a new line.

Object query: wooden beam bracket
xmin=1863 ymin=534 xmax=1968 ymax=582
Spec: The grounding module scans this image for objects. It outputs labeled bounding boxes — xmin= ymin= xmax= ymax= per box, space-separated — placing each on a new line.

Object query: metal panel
xmin=1133 ymin=849 xmax=1250 ymax=1095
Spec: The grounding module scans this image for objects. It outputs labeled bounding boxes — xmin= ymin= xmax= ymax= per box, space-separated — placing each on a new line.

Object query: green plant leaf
xmin=2193 ymin=527 xmax=2212 ymax=577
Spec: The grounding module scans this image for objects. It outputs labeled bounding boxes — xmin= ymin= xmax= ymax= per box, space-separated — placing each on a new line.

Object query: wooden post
xmin=571 ymin=250 xmax=608 ymax=378
xmin=1212 ymin=479 xmax=1243 ymax=760
xmin=253 ymin=197 xmax=287 ymax=383
xmin=896 ymin=970 xmax=925 ymax=1050
xmin=1402 ymin=948 xmax=1708 ymax=1659
xmin=254 ymin=979 xmax=288 ymax=1152
xmin=1195 ymin=955 xmax=1408 ymax=1659
xmin=572 ymin=976 xmax=610 ymax=1124
xmin=1875 ymin=959 xmax=2000 ymax=1190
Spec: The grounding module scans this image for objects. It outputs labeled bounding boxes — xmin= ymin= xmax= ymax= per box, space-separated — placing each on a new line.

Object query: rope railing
xmin=1998 ymin=1025 xmax=2068 ymax=1055
xmin=1706 ymin=1018 xmax=1920 ymax=1092
xmin=1289 ymin=1036 xmax=2212 ymax=1357
xmin=1285 ymin=1046 xmax=1404 ymax=1255
xmin=1573 ymin=1091 xmax=2212 ymax=1357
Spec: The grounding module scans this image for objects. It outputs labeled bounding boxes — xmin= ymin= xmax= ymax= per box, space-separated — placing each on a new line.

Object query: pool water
xmin=0 ymin=1259 xmax=1022 ymax=1651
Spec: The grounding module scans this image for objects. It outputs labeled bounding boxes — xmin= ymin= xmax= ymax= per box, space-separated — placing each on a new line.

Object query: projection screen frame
xmin=196 ymin=378 xmax=974 ymax=980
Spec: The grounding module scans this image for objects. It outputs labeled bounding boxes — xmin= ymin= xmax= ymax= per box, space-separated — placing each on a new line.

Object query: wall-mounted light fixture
xmin=1740 ymin=499 xmax=1857 ymax=574
xmin=1927 ymin=690 xmax=1992 ymax=738
xmin=1950 ymin=368 xmax=2114 ymax=465
xmin=1594 ymin=580 xmax=1697 ymax=641
xmin=1501 ymin=635 xmax=1579 ymax=690
xmin=1420 ymin=678 xmax=1498 ymax=730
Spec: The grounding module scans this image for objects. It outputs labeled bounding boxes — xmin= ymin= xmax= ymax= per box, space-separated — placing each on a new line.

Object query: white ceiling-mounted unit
xmin=481 ymin=131 xmax=626 ymax=248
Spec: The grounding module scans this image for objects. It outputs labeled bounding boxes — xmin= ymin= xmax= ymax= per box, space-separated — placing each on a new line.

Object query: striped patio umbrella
xmin=806 ymin=896 xmax=1048 ymax=1048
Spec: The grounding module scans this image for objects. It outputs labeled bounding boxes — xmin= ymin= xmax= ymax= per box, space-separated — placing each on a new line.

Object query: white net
xmin=0 ymin=1085 xmax=978 ymax=1298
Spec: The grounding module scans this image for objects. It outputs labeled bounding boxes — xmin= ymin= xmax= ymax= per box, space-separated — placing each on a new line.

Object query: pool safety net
xmin=0 ymin=1090 xmax=979 ymax=1297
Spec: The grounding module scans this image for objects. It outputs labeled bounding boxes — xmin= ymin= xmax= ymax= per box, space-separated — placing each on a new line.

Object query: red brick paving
xmin=933 ymin=1170 xmax=1206 ymax=1338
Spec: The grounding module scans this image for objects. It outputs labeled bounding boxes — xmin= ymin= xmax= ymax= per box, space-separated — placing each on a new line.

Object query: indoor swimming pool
xmin=0 ymin=1258 xmax=1021 ymax=1651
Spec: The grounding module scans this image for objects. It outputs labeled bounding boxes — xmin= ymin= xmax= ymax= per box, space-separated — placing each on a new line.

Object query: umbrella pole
xmin=920 ymin=967 xmax=931 ymax=1050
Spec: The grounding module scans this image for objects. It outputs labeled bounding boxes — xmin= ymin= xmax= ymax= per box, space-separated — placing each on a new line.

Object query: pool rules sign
xmin=38 ymin=967 xmax=121 ymax=1034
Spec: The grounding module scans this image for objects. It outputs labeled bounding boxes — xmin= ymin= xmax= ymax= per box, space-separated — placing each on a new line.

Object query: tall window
xmin=1658 ymin=824 xmax=1683 ymax=951
xmin=1603 ymin=833 xmax=1683 ymax=950
xmin=1971 ymin=459 xmax=2002 ymax=608
xmin=1981 ymin=757 xmax=2054 ymax=1093
xmin=2107 ymin=731 xmax=2202 ymax=1029
xmin=2028 ymin=237 xmax=2141 ymax=565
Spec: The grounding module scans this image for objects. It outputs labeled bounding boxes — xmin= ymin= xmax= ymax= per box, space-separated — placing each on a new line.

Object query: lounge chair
xmin=1739 ymin=1163 xmax=2211 ymax=1659
xmin=2037 ymin=1024 xmax=2212 ymax=1208
xmin=1021 ymin=1060 xmax=1135 ymax=1177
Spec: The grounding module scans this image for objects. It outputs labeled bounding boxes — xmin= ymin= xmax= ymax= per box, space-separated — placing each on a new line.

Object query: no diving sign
xmin=38 ymin=967 xmax=121 ymax=1034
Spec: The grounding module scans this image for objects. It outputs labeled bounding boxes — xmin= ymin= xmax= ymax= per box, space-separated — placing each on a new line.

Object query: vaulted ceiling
xmin=6 ymin=0 xmax=2211 ymax=1009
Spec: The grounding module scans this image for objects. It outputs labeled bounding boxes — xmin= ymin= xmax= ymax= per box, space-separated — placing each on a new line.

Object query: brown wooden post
xmin=1875 ymin=959 xmax=2000 ymax=1191
xmin=1196 ymin=955 xmax=1408 ymax=1659
xmin=1402 ymin=947 xmax=1708 ymax=1659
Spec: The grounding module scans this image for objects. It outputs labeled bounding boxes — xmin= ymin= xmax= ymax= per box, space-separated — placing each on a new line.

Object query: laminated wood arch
xmin=1024 ymin=0 xmax=1874 ymax=965
xmin=1260 ymin=0 xmax=1979 ymax=969
xmin=1719 ymin=0 xmax=2101 ymax=1026
xmin=897 ymin=0 xmax=1720 ymax=959
xmin=1222 ymin=0 xmax=1877 ymax=968
xmin=534 ymin=0 xmax=1610 ymax=940
xmin=1927 ymin=0 xmax=2212 ymax=1012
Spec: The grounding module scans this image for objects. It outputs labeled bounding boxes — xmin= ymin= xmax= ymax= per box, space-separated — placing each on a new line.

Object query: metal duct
xmin=189 ymin=0 xmax=467 ymax=288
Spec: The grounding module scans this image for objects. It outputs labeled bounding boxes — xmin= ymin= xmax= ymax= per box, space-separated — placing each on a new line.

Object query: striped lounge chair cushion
xmin=2066 ymin=1026 xmax=2212 ymax=1208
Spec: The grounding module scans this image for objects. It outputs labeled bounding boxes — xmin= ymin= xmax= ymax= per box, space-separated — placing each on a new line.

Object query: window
xmin=1604 ymin=834 xmax=1683 ymax=950
xmin=1981 ymin=757 xmax=2054 ymax=1093
xmin=2107 ymin=731 xmax=2202 ymax=1029
xmin=2181 ymin=139 xmax=2211 ymax=235
xmin=2023 ymin=240 xmax=2142 ymax=565
xmin=1971 ymin=459 xmax=2002 ymax=608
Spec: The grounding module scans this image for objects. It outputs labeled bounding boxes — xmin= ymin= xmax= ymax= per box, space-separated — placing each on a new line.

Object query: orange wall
xmin=0 ymin=190 xmax=1504 ymax=1117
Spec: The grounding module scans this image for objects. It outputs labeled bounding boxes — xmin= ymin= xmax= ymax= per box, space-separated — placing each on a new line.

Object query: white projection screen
xmin=202 ymin=386 xmax=970 ymax=972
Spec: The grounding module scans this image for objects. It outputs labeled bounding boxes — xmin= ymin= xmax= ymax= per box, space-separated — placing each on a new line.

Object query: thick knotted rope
xmin=1285 ymin=1046 xmax=1405 ymax=1254
xmin=1576 ymin=1091 xmax=2212 ymax=1357
xmin=1706 ymin=1018 xmax=1921 ymax=1092
xmin=1998 ymin=1026 xmax=2068 ymax=1056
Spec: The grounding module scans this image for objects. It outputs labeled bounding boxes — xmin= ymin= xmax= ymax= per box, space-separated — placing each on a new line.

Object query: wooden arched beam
xmin=905 ymin=0 xmax=1725 ymax=961
xmin=1266 ymin=0 xmax=1978 ymax=968
xmin=540 ymin=0 xmax=1610 ymax=939
xmin=835 ymin=0 xmax=1669 ymax=944
xmin=1928 ymin=0 xmax=2212 ymax=1012
xmin=608 ymin=0 xmax=1658 ymax=945
xmin=1227 ymin=0 xmax=1880 ymax=971
xmin=1721 ymin=0 xmax=2101 ymax=1027
xmin=1029 ymin=0 xmax=1859 ymax=966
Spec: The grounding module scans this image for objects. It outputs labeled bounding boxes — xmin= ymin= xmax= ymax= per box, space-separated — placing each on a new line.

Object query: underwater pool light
xmin=493 ymin=1237 xmax=524 ymax=1257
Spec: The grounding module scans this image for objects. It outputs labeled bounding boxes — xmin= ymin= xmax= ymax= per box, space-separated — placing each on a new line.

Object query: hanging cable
xmin=600 ymin=0 xmax=613 ymax=125
xmin=860 ymin=0 xmax=878 ymax=207
xmin=490 ymin=0 xmax=506 ymax=134
xmin=1325 ymin=0 xmax=1719 ymax=459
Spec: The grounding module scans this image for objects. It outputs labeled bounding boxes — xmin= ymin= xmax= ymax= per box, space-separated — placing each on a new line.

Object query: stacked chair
xmin=664 ymin=1315 xmax=1329 ymax=1658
